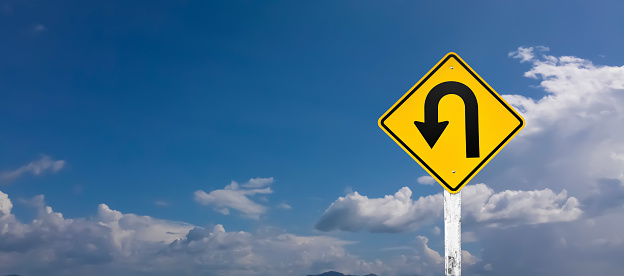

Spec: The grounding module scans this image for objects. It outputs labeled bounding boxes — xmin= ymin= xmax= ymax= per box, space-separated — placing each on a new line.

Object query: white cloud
xmin=241 ymin=177 xmax=274 ymax=188
xmin=277 ymin=203 xmax=292 ymax=210
xmin=162 ymin=226 xmax=388 ymax=276
xmin=509 ymin=46 xmax=536 ymax=62
xmin=315 ymin=184 xmax=580 ymax=233
xmin=0 ymin=155 xmax=66 ymax=181
xmin=417 ymin=176 xmax=436 ymax=185
xmin=194 ymin=178 xmax=274 ymax=219
xmin=0 ymin=190 xmax=194 ymax=274
xmin=476 ymin=47 xmax=624 ymax=222
xmin=412 ymin=236 xmax=443 ymax=264
xmin=508 ymin=46 xmax=549 ymax=63
xmin=462 ymin=184 xmax=581 ymax=228
xmin=314 ymin=187 xmax=442 ymax=233
xmin=0 ymin=191 xmax=12 ymax=218
xmin=462 ymin=250 xmax=477 ymax=266
xmin=506 ymin=47 xmax=624 ymax=137
xmin=493 ymin=47 xmax=624 ymax=198
xmin=0 ymin=189 xmax=455 ymax=276
xmin=432 ymin=226 xmax=440 ymax=236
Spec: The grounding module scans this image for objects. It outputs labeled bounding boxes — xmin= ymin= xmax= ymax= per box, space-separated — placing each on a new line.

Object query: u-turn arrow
xmin=414 ymin=81 xmax=480 ymax=158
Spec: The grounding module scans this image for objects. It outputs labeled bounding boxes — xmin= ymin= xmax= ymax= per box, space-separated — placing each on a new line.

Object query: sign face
xmin=379 ymin=52 xmax=524 ymax=193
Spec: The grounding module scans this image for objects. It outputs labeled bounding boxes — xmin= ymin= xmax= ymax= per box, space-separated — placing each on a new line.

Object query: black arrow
xmin=414 ymin=81 xmax=480 ymax=158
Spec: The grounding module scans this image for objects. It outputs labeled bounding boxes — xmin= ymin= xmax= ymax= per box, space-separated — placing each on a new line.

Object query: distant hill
xmin=307 ymin=271 xmax=378 ymax=276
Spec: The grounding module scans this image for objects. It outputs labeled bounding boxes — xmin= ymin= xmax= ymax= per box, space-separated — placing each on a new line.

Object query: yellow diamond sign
xmin=379 ymin=52 xmax=524 ymax=193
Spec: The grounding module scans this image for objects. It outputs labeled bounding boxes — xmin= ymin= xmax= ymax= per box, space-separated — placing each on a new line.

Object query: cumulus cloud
xmin=475 ymin=47 xmax=624 ymax=215
xmin=315 ymin=184 xmax=580 ymax=233
xmin=0 ymin=190 xmax=193 ymax=275
xmin=461 ymin=184 xmax=581 ymax=228
xmin=315 ymin=187 xmax=442 ymax=233
xmin=412 ymin=236 xmax=443 ymax=264
xmin=194 ymin=178 xmax=274 ymax=219
xmin=490 ymin=46 xmax=624 ymax=198
xmin=506 ymin=46 xmax=624 ymax=137
xmin=0 ymin=155 xmax=66 ymax=181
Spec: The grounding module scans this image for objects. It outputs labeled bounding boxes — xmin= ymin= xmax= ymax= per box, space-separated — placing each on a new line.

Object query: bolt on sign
xmin=379 ymin=52 xmax=525 ymax=193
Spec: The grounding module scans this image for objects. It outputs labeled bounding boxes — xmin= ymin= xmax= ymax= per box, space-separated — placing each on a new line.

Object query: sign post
xmin=378 ymin=52 xmax=524 ymax=276
xmin=444 ymin=190 xmax=461 ymax=275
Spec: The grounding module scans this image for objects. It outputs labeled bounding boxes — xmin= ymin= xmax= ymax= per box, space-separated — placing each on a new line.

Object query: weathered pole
xmin=444 ymin=190 xmax=461 ymax=276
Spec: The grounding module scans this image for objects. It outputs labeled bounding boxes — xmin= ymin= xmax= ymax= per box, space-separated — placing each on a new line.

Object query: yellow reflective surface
xmin=379 ymin=53 xmax=524 ymax=193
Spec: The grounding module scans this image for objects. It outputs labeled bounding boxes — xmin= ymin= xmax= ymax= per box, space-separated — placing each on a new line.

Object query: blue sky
xmin=1 ymin=1 xmax=624 ymax=275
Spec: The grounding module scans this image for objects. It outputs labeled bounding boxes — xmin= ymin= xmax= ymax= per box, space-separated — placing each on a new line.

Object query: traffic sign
xmin=379 ymin=52 xmax=524 ymax=193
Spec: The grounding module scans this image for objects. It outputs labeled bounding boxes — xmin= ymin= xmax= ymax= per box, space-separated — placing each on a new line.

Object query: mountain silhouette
xmin=307 ymin=272 xmax=378 ymax=276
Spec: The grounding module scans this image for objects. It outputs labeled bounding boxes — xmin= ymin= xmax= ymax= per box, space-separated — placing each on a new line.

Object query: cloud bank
xmin=315 ymin=183 xmax=581 ymax=233
xmin=0 ymin=189 xmax=461 ymax=276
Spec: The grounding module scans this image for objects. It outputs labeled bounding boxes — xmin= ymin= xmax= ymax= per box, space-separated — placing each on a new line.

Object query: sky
xmin=1 ymin=0 xmax=624 ymax=275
